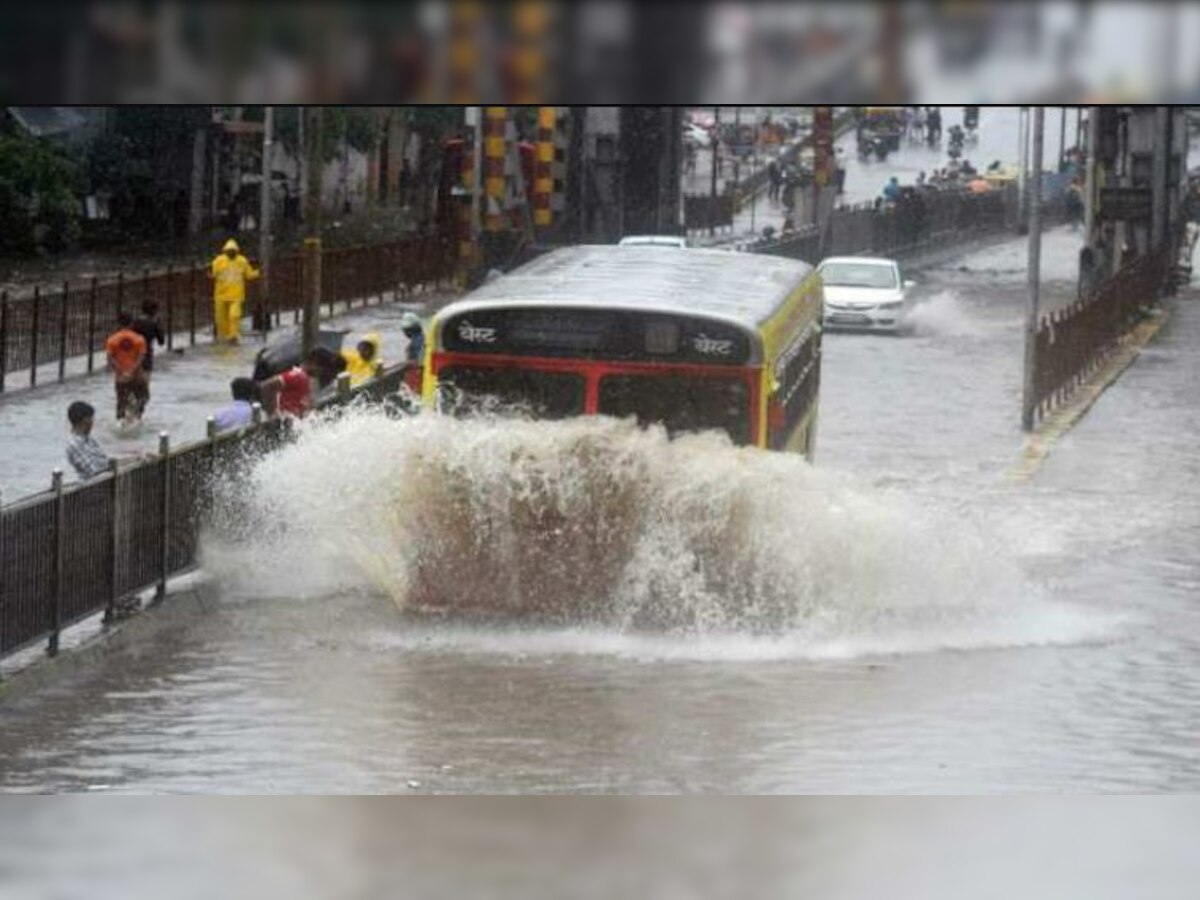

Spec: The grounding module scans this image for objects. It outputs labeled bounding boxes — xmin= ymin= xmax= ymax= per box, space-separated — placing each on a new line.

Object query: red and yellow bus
xmin=422 ymin=245 xmax=823 ymax=458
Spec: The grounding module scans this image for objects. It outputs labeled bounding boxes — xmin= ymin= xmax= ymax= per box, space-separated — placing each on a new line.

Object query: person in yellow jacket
xmin=341 ymin=332 xmax=384 ymax=386
xmin=209 ymin=238 xmax=260 ymax=343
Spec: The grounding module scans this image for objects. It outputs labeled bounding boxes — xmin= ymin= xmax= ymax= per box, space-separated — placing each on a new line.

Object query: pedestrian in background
xmin=209 ymin=238 xmax=260 ymax=345
xmin=132 ymin=298 xmax=166 ymax=385
xmin=105 ymin=312 xmax=148 ymax=423
xmin=401 ymin=313 xmax=425 ymax=364
xmin=342 ymin=333 xmax=384 ymax=386
xmin=260 ymin=350 xmax=323 ymax=418
xmin=213 ymin=377 xmax=262 ymax=432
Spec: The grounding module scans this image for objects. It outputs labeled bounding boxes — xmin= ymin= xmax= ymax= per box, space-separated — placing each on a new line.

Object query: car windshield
xmin=819 ymin=263 xmax=898 ymax=289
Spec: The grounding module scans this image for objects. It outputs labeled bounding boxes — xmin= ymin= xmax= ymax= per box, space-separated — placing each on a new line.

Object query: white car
xmin=619 ymin=235 xmax=689 ymax=249
xmin=817 ymin=256 xmax=914 ymax=333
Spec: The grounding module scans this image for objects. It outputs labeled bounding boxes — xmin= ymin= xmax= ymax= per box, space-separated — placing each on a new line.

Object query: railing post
xmin=190 ymin=263 xmax=199 ymax=347
xmin=0 ymin=488 xmax=5 ymax=653
xmin=48 ymin=469 xmax=64 ymax=656
xmin=57 ymin=281 xmax=69 ymax=383
xmin=155 ymin=432 xmax=170 ymax=606
xmin=105 ymin=459 xmax=120 ymax=624
xmin=86 ymin=278 xmax=98 ymax=374
xmin=0 ymin=290 xmax=8 ymax=393
xmin=30 ymin=286 xmax=40 ymax=387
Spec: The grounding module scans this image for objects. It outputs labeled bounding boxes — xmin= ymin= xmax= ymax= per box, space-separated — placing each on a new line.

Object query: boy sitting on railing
xmin=66 ymin=401 xmax=112 ymax=480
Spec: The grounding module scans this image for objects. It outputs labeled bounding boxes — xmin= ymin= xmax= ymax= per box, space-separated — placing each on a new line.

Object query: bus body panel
xmin=420 ymin=247 xmax=822 ymax=459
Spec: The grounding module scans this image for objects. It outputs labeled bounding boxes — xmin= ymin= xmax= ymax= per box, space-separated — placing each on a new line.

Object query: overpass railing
xmin=748 ymin=185 xmax=1019 ymax=264
xmin=0 ymin=234 xmax=456 ymax=394
xmin=0 ymin=366 xmax=414 ymax=663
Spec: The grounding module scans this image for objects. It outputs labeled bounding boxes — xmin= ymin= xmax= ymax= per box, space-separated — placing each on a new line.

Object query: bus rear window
xmin=598 ymin=374 xmax=751 ymax=445
xmin=438 ymin=366 xmax=585 ymax=419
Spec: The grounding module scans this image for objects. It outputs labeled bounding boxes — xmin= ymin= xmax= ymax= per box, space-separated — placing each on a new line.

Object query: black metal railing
xmin=0 ymin=366 xmax=412 ymax=661
xmin=0 ymin=234 xmax=456 ymax=394
xmin=747 ymin=185 xmax=1019 ymax=264
xmin=1028 ymin=240 xmax=1175 ymax=424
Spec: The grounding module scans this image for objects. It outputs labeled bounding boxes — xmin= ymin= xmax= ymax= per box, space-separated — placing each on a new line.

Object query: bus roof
xmin=442 ymin=245 xmax=815 ymax=330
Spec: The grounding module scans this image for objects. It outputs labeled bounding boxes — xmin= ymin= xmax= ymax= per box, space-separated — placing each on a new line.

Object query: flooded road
xmin=2 ymin=216 xmax=1199 ymax=794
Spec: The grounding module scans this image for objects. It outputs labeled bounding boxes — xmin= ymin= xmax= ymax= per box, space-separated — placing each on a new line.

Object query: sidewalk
xmin=0 ymin=292 xmax=451 ymax=500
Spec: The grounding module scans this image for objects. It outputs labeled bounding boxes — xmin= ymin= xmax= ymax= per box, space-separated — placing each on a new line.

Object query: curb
xmin=1011 ymin=304 xmax=1171 ymax=483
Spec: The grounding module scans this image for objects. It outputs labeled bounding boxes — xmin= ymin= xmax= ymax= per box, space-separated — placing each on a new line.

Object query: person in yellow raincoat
xmin=341 ymin=332 xmax=384 ymax=386
xmin=209 ymin=238 xmax=260 ymax=343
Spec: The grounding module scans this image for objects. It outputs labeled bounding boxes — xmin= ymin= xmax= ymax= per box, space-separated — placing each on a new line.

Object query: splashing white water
xmin=906 ymin=290 xmax=1005 ymax=339
xmin=203 ymin=408 xmax=1120 ymax=658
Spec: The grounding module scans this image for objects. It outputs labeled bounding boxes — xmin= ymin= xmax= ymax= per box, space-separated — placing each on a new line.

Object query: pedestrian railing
xmin=0 ymin=366 xmax=413 ymax=663
xmin=744 ymin=186 xmax=1017 ymax=264
xmin=0 ymin=233 xmax=456 ymax=394
xmin=683 ymin=192 xmax=736 ymax=233
xmin=1028 ymin=241 xmax=1175 ymax=425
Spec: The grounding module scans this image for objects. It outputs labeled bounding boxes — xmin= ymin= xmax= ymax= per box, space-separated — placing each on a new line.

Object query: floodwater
xmin=2 ymin=219 xmax=1198 ymax=794
xmin=1 ymin=118 xmax=1199 ymax=796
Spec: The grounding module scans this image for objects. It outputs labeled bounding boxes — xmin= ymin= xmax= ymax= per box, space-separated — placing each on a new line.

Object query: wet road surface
xmin=2 ymin=218 xmax=1199 ymax=793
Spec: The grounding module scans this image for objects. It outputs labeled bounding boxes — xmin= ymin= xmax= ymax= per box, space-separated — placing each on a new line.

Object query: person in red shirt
xmin=261 ymin=349 xmax=324 ymax=418
xmin=105 ymin=312 xmax=149 ymax=423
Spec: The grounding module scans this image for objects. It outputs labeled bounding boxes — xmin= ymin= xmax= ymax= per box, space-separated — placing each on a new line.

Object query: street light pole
xmin=1017 ymin=106 xmax=1029 ymax=234
xmin=302 ymin=106 xmax=323 ymax=356
xmin=709 ymin=106 xmax=720 ymax=237
xmin=1022 ymin=106 xmax=1045 ymax=432
xmin=258 ymin=105 xmax=273 ymax=338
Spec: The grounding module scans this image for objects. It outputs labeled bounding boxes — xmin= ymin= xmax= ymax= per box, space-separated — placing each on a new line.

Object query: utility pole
xmin=709 ymin=106 xmax=720 ymax=237
xmin=1083 ymin=107 xmax=1098 ymax=255
xmin=1022 ymin=107 xmax=1045 ymax=432
xmin=733 ymin=106 xmax=742 ymax=201
xmin=469 ymin=106 xmax=483 ymax=246
xmin=1017 ymin=106 xmax=1029 ymax=234
xmin=1058 ymin=106 xmax=1067 ymax=171
xmin=302 ymin=106 xmax=323 ymax=356
xmin=257 ymin=105 xmax=273 ymax=337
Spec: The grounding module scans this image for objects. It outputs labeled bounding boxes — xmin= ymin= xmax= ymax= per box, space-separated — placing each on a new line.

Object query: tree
xmin=0 ymin=130 xmax=81 ymax=254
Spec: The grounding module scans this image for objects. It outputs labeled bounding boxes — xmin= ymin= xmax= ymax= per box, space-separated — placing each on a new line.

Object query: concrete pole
xmin=1022 ymin=106 xmax=1045 ymax=432
xmin=709 ymin=106 xmax=720 ymax=237
xmin=258 ymin=105 xmax=273 ymax=337
xmin=1152 ymin=105 xmax=1170 ymax=252
xmin=1017 ymin=106 xmax=1029 ymax=234
xmin=1083 ymin=107 xmax=1098 ymax=253
xmin=469 ymin=106 xmax=483 ymax=244
xmin=1058 ymin=106 xmax=1067 ymax=171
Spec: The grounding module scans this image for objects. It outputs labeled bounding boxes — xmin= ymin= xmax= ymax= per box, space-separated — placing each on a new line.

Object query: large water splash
xmin=203 ymin=407 xmax=1117 ymax=656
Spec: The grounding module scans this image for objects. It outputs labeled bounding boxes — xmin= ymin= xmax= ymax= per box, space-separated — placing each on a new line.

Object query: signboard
xmin=1098 ymin=187 xmax=1152 ymax=221
xmin=442 ymin=308 xmax=751 ymax=365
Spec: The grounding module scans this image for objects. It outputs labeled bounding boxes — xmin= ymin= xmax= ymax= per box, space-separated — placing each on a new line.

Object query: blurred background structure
xmin=3 ymin=2 xmax=1200 ymax=104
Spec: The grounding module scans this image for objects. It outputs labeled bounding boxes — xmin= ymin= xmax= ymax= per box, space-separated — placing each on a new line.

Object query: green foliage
xmin=0 ymin=131 xmax=82 ymax=254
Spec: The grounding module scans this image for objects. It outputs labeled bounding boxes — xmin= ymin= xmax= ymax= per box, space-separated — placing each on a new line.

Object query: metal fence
xmin=683 ymin=193 xmax=736 ymax=233
xmin=1028 ymin=242 xmax=1174 ymax=424
xmin=748 ymin=185 xmax=1018 ymax=264
xmin=0 ymin=366 xmax=411 ymax=661
xmin=0 ymin=234 xmax=456 ymax=393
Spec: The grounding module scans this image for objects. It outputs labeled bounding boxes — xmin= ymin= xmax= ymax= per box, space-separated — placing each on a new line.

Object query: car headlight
xmin=879 ymin=301 xmax=903 ymax=310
